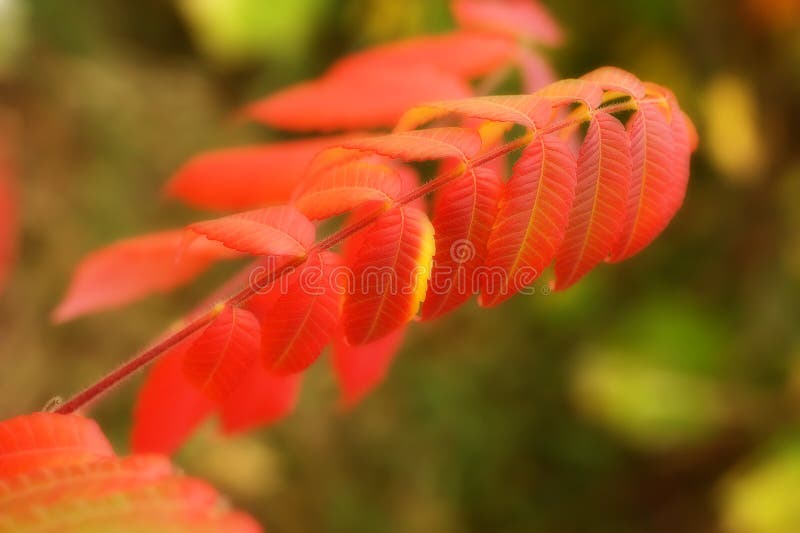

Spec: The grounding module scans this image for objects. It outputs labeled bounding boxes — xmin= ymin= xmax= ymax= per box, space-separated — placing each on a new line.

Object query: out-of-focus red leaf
xmin=132 ymin=333 xmax=214 ymax=455
xmin=186 ymin=206 xmax=315 ymax=257
xmin=0 ymin=133 xmax=17 ymax=296
xmin=333 ymin=327 xmax=406 ymax=408
xmin=0 ymin=413 xmax=114 ymax=478
xmin=0 ymin=455 xmax=173 ymax=512
xmin=1 ymin=413 xmax=262 ymax=532
xmin=330 ymin=31 xmax=518 ymax=80
xmin=518 ymin=47 xmax=557 ymax=93
xmin=183 ymin=305 xmax=262 ymax=401
xmin=165 ymin=135 xmax=355 ymax=211
xmin=244 ymin=65 xmax=471 ymax=132
xmin=451 ymin=0 xmax=564 ymax=45
xmin=219 ymin=369 xmax=302 ymax=435
xmin=53 ymin=231 xmax=237 ymax=323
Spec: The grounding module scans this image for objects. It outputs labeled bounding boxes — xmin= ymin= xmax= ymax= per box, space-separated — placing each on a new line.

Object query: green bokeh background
xmin=1 ymin=0 xmax=800 ymax=532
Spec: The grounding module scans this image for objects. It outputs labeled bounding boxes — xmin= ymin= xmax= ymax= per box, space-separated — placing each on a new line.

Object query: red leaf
xmin=666 ymin=109 xmax=693 ymax=217
xmin=261 ymin=253 xmax=341 ymax=374
xmin=53 ymin=230 xmax=237 ymax=323
xmin=452 ymin=0 xmax=564 ymax=45
xmin=293 ymin=160 xmax=402 ymax=220
xmin=219 ymin=371 xmax=302 ymax=435
xmin=422 ymin=167 xmax=502 ymax=320
xmin=0 ymin=134 xmax=17 ymax=296
xmin=165 ymin=135 xmax=355 ymax=211
xmin=582 ymin=66 xmax=647 ymax=100
xmin=481 ymin=133 xmax=577 ymax=307
xmin=333 ymin=327 xmax=405 ymax=408
xmin=244 ymin=65 xmax=471 ymax=132
xmin=187 ymin=206 xmax=315 ymax=257
xmin=534 ymin=79 xmax=604 ymax=109
xmin=342 ymin=207 xmax=435 ymax=345
xmin=645 ymin=83 xmax=695 ymax=218
xmin=0 ymin=413 xmax=114 ymax=478
xmin=609 ymin=102 xmax=674 ymax=262
xmin=330 ymin=31 xmax=518 ymax=80
xmin=554 ymin=112 xmax=632 ymax=290
xmin=132 ymin=334 xmax=214 ymax=455
xmin=340 ymin=127 xmax=483 ymax=162
xmin=397 ymin=95 xmax=551 ymax=132
xmin=183 ymin=305 xmax=262 ymax=401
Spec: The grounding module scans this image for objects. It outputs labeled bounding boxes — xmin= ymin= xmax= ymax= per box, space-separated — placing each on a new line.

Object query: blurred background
xmin=1 ymin=0 xmax=800 ymax=532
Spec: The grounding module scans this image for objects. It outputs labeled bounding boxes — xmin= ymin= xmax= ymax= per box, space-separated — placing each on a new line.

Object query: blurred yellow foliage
xmin=720 ymin=442 xmax=800 ymax=533
xmin=349 ymin=0 xmax=431 ymax=44
xmin=0 ymin=0 xmax=27 ymax=77
xmin=702 ymin=74 xmax=766 ymax=185
xmin=180 ymin=425 xmax=283 ymax=502
xmin=572 ymin=349 xmax=727 ymax=451
xmin=176 ymin=0 xmax=329 ymax=66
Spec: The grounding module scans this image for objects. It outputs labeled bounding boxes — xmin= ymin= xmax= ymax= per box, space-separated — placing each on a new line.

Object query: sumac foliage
xmin=0 ymin=413 xmax=260 ymax=532
xmin=52 ymin=0 xmax=697 ymax=456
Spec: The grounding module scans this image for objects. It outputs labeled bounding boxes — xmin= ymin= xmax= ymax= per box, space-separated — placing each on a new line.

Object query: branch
xmin=54 ymin=98 xmax=644 ymax=414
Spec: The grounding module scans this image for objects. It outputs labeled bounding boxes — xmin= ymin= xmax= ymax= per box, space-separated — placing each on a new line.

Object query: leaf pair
xmin=0 ymin=413 xmax=260 ymax=532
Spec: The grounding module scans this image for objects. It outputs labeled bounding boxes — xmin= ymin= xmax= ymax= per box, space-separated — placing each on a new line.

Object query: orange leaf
xmin=0 ymin=413 xmax=114 ymax=478
xmin=183 ymin=305 xmax=262 ymax=401
xmin=219 ymin=371 xmax=302 ymax=435
xmin=481 ymin=133 xmax=577 ymax=307
xmin=165 ymin=135 xmax=355 ymax=211
xmin=342 ymin=207 xmax=435 ymax=345
xmin=293 ymin=160 xmax=402 ymax=220
xmin=333 ymin=327 xmax=405 ymax=408
xmin=610 ymin=102 xmax=675 ymax=262
xmin=422 ymin=167 xmax=502 ymax=320
xmin=186 ymin=206 xmax=315 ymax=257
xmin=554 ymin=112 xmax=632 ymax=290
xmin=452 ymin=0 xmax=564 ymax=45
xmin=52 ymin=230 xmax=236 ymax=323
xmin=244 ymin=65 xmax=471 ymax=132
xmin=132 ymin=333 xmax=214 ymax=455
